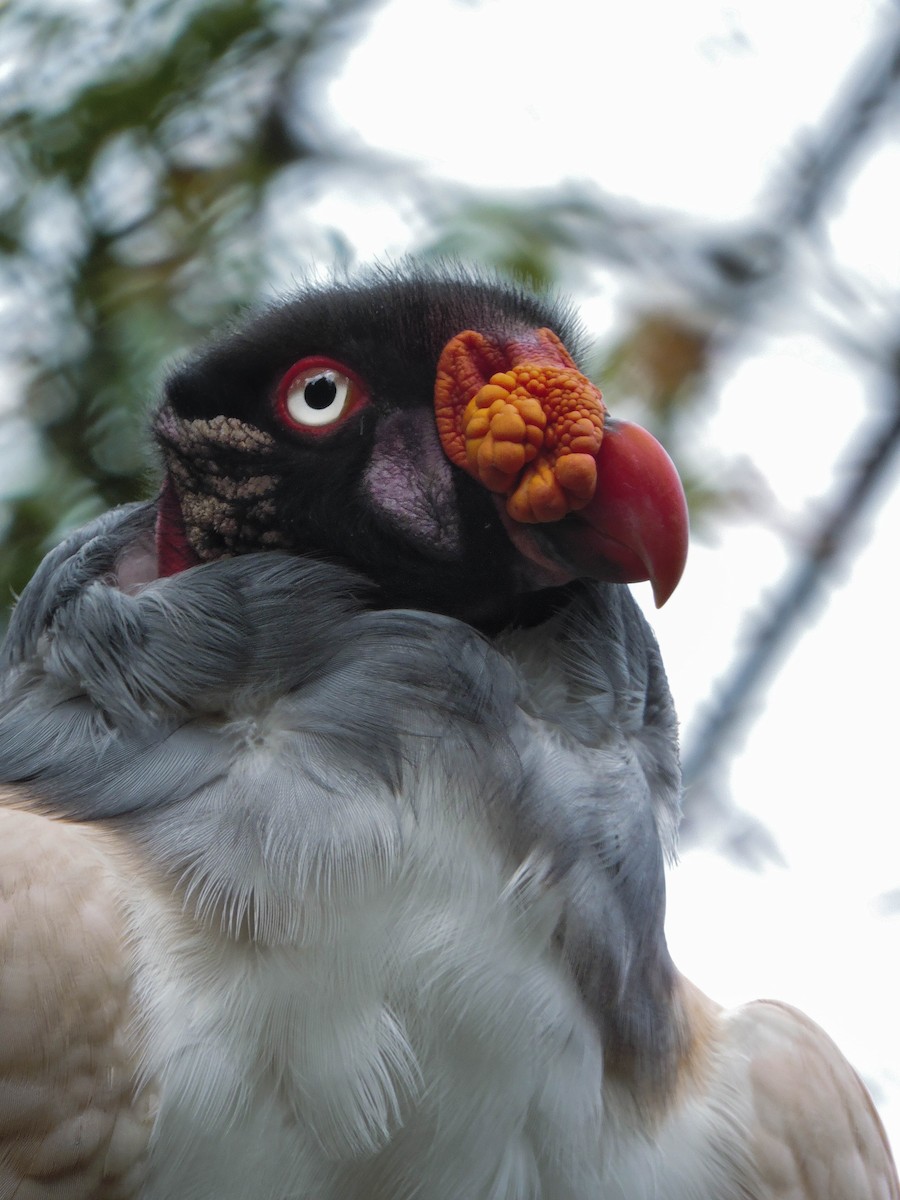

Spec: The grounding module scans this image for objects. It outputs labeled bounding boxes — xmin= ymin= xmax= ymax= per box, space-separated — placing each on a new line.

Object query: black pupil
xmin=305 ymin=375 xmax=339 ymax=410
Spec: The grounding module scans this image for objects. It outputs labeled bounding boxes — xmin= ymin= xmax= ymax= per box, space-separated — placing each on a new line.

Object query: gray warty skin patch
xmin=158 ymin=411 xmax=288 ymax=560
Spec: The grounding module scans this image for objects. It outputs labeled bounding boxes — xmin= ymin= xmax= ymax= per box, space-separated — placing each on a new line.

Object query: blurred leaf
xmin=607 ymin=311 xmax=713 ymax=418
xmin=0 ymin=0 xmax=384 ymax=608
xmin=421 ymin=193 xmax=612 ymax=291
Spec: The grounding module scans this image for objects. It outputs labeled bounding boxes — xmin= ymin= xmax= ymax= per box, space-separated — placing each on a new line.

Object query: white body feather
xmin=117 ymin=649 xmax=753 ymax=1200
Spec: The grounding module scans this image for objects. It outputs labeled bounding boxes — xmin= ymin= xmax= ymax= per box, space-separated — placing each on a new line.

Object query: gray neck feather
xmin=0 ymin=502 xmax=683 ymax=1097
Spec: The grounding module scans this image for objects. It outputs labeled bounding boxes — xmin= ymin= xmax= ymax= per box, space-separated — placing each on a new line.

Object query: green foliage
xmin=0 ymin=0 xmax=379 ymax=609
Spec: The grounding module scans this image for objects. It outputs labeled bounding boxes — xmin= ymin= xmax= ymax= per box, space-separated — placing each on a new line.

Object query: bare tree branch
xmin=680 ymin=365 xmax=900 ymax=848
xmin=675 ymin=15 xmax=900 ymax=858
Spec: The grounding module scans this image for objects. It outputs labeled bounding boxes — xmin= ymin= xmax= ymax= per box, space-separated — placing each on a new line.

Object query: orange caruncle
xmin=435 ymin=328 xmax=606 ymax=524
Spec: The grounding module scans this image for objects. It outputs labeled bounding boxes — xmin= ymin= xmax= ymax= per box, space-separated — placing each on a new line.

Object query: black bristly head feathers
xmin=155 ymin=268 xmax=586 ymax=628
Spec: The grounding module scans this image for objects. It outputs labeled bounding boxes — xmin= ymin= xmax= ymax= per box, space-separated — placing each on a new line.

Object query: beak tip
xmin=650 ymin=504 xmax=690 ymax=608
xmin=555 ymin=418 xmax=690 ymax=602
xmin=651 ymin=563 xmax=684 ymax=609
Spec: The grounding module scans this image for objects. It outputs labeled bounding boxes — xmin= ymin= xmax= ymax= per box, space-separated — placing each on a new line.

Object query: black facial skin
xmin=157 ymin=270 xmax=588 ymax=629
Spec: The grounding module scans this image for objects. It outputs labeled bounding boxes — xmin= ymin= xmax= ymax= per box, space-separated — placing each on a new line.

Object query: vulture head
xmin=154 ymin=270 xmax=688 ymax=627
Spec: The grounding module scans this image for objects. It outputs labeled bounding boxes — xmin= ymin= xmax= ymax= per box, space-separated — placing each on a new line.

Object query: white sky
xmin=328 ymin=0 xmax=900 ymax=1147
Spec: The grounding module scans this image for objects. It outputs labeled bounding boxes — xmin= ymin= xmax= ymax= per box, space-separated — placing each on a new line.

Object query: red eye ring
xmin=275 ymin=356 xmax=367 ymax=437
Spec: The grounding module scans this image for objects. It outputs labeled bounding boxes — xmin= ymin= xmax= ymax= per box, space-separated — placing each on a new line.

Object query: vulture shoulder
xmin=602 ymin=980 xmax=899 ymax=1200
xmin=0 ymin=800 xmax=154 ymax=1198
xmin=728 ymin=997 xmax=899 ymax=1200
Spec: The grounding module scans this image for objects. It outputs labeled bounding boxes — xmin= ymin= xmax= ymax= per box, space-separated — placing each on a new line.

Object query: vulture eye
xmin=276 ymin=357 xmax=366 ymax=434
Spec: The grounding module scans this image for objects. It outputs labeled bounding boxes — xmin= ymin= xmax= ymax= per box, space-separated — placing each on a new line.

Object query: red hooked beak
xmin=435 ymin=328 xmax=689 ymax=606
xmin=551 ymin=417 xmax=688 ymax=607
